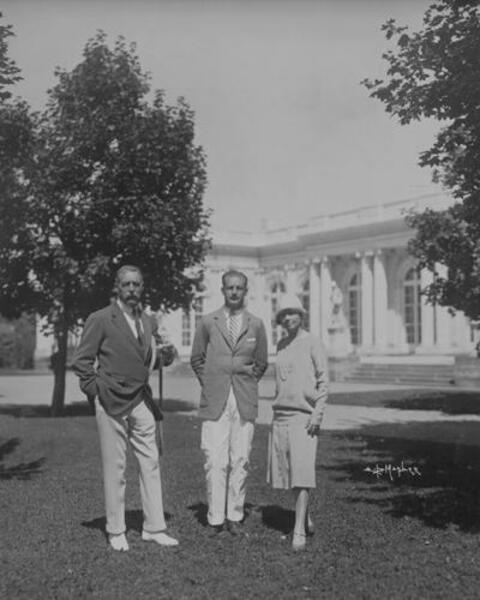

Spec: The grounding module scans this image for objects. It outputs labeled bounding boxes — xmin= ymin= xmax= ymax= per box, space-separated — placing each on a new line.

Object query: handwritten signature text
xmin=364 ymin=461 xmax=421 ymax=481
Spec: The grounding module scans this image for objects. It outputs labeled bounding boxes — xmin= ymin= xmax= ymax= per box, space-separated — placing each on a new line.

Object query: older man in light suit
xmin=191 ymin=269 xmax=268 ymax=535
xmin=72 ymin=265 xmax=178 ymax=551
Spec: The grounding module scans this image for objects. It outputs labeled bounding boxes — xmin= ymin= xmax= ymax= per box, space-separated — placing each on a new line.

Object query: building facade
xmin=163 ymin=194 xmax=476 ymax=362
xmin=33 ymin=194 xmax=476 ymax=366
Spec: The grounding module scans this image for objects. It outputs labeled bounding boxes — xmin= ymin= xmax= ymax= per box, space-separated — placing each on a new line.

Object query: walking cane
xmin=156 ymin=350 xmax=164 ymax=454
xmin=158 ymin=351 xmax=164 ymax=410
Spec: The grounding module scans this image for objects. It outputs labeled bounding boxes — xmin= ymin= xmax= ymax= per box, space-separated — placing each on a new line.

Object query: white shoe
xmin=142 ymin=530 xmax=179 ymax=547
xmin=108 ymin=533 xmax=129 ymax=551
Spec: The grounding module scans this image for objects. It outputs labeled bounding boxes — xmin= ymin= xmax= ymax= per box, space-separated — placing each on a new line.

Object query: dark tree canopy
xmin=0 ymin=30 xmax=210 ymax=413
xmin=0 ymin=13 xmax=37 ymax=334
xmin=363 ymin=0 xmax=480 ymax=321
xmin=1 ymin=31 xmax=210 ymax=322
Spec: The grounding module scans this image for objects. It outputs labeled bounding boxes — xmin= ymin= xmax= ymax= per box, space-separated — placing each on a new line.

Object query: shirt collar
xmin=117 ymin=298 xmax=142 ymax=319
xmin=224 ymin=308 xmax=244 ymax=319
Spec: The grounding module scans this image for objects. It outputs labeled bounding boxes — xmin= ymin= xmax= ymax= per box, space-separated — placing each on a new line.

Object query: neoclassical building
xmin=32 ymin=193 xmax=476 ymax=368
xmin=163 ymin=193 xmax=476 ymax=362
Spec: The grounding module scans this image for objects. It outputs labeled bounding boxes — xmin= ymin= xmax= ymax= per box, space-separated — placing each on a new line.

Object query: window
xmin=193 ymin=297 xmax=203 ymax=328
xmin=270 ymin=281 xmax=286 ymax=345
xmin=348 ymin=273 xmax=361 ymax=346
xmin=404 ymin=267 xmax=422 ymax=345
xmin=299 ymin=277 xmax=310 ymax=331
xmin=181 ymin=297 xmax=204 ymax=347
xmin=181 ymin=309 xmax=191 ymax=347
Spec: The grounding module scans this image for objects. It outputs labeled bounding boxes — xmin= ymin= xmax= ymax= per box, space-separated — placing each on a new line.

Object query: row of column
xmin=202 ymin=257 xmax=470 ymax=355
xmin=308 ymin=254 xmax=385 ymax=351
xmin=297 ymin=252 xmax=461 ymax=354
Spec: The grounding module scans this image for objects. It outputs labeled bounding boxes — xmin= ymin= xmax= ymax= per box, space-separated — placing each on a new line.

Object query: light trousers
xmin=201 ymin=389 xmax=254 ymax=526
xmin=95 ymin=399 xmax=166 ymax=535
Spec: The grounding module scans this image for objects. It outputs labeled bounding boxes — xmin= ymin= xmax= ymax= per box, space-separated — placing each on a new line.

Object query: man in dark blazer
xmin=72 ymin=265 xmax=178 ymax=551
xmin=191 ymin=269 xmax=268 ymax=535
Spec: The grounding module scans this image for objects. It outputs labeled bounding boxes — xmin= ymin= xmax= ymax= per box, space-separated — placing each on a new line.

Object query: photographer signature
xmin=364 ymin=461 xmax=421 ymax=481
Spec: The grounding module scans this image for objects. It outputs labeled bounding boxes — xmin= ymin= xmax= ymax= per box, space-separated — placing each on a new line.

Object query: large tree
xmin=363 ymin=0 xmax=480 ymax=320
xmin=0 ymin=31 xmax=210 ymax=415
xmin=0 ymin=14 xmax=37 ymax=367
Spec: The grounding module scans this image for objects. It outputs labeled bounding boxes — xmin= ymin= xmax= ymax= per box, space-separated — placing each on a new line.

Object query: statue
xmin=329 ymin=282 xmax=345 ymax=331
xmin=327 ymin=282 xmax=351 ymax=357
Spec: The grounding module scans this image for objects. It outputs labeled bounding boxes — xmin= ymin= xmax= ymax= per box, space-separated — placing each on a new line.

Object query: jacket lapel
xmin=110 ymin=302 xmax=145 ymax=360
xmin=214 ymin=309 xmax=250 ymax=350
xmin=213 ymin=309 xmax=233 ymax=349
xmin=236 ymin=312 xmax=250 ymax=345
xmin=141 ymin=313 xmax=152 ymax=361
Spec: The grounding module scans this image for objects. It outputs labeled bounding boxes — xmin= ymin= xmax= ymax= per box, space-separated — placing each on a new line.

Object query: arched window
xmin=270 ymin=280 xmax=286 ymax=345
xmin=404 ymin=267 xmax=422 ymax=345
xmin=348 ymin=273 xmax=361 ymax=346
xmin=299 ymin=277 xmax=310 ymax=331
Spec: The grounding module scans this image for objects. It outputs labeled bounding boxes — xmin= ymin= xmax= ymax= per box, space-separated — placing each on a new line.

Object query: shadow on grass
xmin=0 ymin=402 xmax=93 ymax=418
xmin=0 ymin=438 xmax=46 ymax=480
xmin=261 ymin=505 xmax=294 ymax=534
xmin=0 ymin=398 xmax=197 ymax=418
xmin=329 ymin=389 xmax=480 ymax=416
xmin=325 ymin=420 xmax=480 ymax=533
xmin=158 ymin=398 xmax=198 ymax=413
xmin=82 ymin=509 xmax=173 ymax=535
xmin=188 ymin=502 xmax=208 ymax=526
xmin=187 ymin=502 xmax=259 ymax=528
xmin=385 ymin=391 xmax=480 ymax=415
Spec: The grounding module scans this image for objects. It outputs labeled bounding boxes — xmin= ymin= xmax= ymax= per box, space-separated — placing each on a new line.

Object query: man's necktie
xmin=228 ymin=314 xmax=241 ymax=347
xmin=134 ymin=316 xmax=143 ymax=346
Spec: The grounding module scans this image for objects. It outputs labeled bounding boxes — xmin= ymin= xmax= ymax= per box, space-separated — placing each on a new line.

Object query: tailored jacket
xmin=72 ymin=302 xmax=161 ymax=420
xmin=190 ymin=308 xmax=268 ymax=422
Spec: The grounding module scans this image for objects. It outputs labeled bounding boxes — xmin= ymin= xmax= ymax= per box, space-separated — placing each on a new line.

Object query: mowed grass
xmin=2 ymin=391 xmax=480 ymax=600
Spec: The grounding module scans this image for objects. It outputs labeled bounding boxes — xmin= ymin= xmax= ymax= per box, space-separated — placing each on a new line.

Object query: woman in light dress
xmin=267 ymin=294 xmax=328 ymax=551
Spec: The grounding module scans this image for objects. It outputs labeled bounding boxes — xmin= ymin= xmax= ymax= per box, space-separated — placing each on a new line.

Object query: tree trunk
xmin=50 ymin=319 xmax=69 ymax=417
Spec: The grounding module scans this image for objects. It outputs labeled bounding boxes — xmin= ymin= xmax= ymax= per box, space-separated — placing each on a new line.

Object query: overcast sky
xmin=3 ymin=0 xmax=441 ymax=232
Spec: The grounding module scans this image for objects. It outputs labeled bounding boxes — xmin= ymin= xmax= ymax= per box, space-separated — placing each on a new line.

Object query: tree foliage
xmin=0 ymin=12 xmax=22 ymax=101
xmin=0 ymin=13 xmax=38 ymax=355
xmin=0 ymin=30 xmax=210 ymax=413
xmin=363 ymin=0 xmax=480 ymax=320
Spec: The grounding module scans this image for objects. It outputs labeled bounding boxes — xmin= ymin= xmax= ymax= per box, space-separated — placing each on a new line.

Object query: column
xmin=309 ymin=259 xmax=321 ymax=337
xmin=360 ymin=253 xmax=373 ymax=351
xmin=319 ymin=257 xmax=332 ymax=347
xmin=285 ymin=264 xmax=298 ymax=295
xmin=419 ymin=268 xmax=435 ymax=352
xmin=451 ymin=312 xmax=472 ymax=352
xmin=206 ymin=268 xmax=224 ymax=311
xmin=252 ymin=269 xmax=269 ymax=330
xmin=433 ymin=264 xmax=451 ymax=351
xmin=373 ymin=250 xmax=388 ymax=351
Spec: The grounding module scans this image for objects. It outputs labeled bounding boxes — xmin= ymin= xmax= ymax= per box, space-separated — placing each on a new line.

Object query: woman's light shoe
xmin=142 ymin=530 xmax=179 ymax=547
xmin=292 ymin=532 xmax=307 ymax=552
xmin=108 ymin=533 xmax=129 ymax=551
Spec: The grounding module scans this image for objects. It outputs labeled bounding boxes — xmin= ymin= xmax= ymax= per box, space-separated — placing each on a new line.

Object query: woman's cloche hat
xmin=275 ymin=293 xmax=306 ymax=325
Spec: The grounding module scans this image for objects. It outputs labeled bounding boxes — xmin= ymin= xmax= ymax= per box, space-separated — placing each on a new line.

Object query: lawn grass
xmin=2 ymin=394 xmax=480 ymax=599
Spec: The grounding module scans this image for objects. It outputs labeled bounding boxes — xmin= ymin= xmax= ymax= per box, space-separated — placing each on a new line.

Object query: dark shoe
xmin=227 ymin=520 xmax=244 ymax=536
xmin=305 ymin=515 xmax=315 ymax=537
xmin=208 ymin=523 xmax=225 ymax=537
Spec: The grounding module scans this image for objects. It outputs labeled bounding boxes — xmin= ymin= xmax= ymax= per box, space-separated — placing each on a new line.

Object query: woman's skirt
xmin=267 ymin=410 xmax=318 ymax=489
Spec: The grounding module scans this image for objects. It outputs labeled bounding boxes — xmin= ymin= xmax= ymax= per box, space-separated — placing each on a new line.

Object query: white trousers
xmin=201 ymin=389 xmax=254 ymax=526
xmin=95 ymin=399 xmax=166 ymax=535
